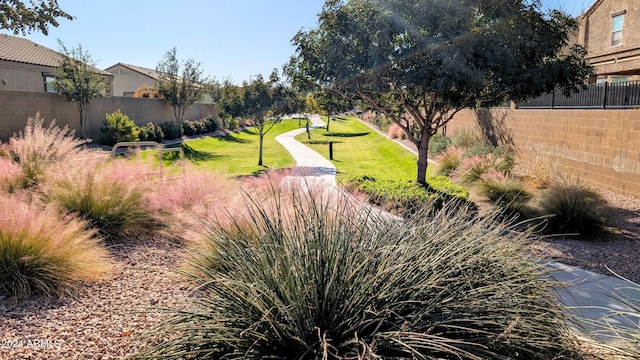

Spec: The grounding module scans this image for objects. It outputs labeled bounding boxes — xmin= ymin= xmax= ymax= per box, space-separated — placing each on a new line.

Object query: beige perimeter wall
xmin=0 ymin=91 xmax=216 ymax=141
xmin=446 ymin=107 xmax=640 ymax=198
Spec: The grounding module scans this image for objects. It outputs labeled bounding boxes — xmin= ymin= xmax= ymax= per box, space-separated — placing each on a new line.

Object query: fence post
xmin=602 ymin=82 xmax=608 ymax=109
xmin=329 ymin=141 xmax=334 ymax=160
xmin=551 ymin=90 xmax=555 ymax=109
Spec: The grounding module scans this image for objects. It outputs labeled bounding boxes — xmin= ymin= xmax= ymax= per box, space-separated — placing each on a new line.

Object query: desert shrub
xmin=200 ymin=114 xmax=219 ymax=133
xmin=44 ymin=160 xmax=159 ymax=240
xmin=535 ymin=179 xmax=606 ymax=237
xmin=0 ymin=195 xmax=110 ymax=300
xmin=99 ymin=109 xmax=140 ymax=146
xmin=139 ymin=122 xmax=164 ymax=142
xmin=513 ymin=143 xmax=566 ymax=189
xmin=181 ymin=120 xmax=199 ymax=136
xmin=434 ymin=145 xmax=465 ymax=176
xmin=478 ymin=170 xmax=532 ymax=218
xmin=361 ymin=110 xmax=392 ymax=130
xmin=450 ymin=128 xmax=486 ymax=148
xmin=428 ymin=133 xmax=449 ymax=155
xmin=451 ymin=154 xmax=497 ymax=185
xmin=142 ymin=190 xmax=586 ymax=359
xmin=160 ymin=121 xmax=183 ymax=140
xmin=8 ymin=113 xmax=90 ymax=187
xmin=387 ymin=123 xmax=407 ymax=140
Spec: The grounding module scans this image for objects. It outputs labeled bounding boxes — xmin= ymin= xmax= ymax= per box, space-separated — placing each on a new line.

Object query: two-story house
xmin=576 ymin=0 xmax=640 ymax=83
xmin=0 ymin=33 xmax=113 ymax=94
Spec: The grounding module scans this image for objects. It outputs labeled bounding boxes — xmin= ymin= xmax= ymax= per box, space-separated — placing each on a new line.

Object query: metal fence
xmin=516 ymin=80 xmax=640 ymax=109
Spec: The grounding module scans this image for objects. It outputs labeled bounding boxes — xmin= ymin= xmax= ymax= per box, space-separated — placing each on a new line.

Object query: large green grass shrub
xmin=478 ymin=170 xmax=533 ymax=218
xmin=142 ymin=189 xmax=587 ymax=359
xmin=535 ymin=179 xmax=606 ymax=237
xmin=44 ymin=160 xmax=159 ymax=240
xmin=0 ymin=195 xmax=110 ymax=300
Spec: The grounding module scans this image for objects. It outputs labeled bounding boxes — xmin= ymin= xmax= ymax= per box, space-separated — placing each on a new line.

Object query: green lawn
xmin=164 ymin=119 xmax=303 ymax=177
xmin=294 ymin=116 xmax=419 ymax=181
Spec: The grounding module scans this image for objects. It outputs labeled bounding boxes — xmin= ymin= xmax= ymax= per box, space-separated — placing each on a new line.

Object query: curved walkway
xmin=275 ymin=115 xmax=640 ymax=350
xmin=275 ymin=115 xmax=337 ymax=188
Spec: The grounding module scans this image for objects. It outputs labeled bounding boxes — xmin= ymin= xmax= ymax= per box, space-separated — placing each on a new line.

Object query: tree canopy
xmin=243 ymin=69 xmax=296 ymax=166
xmin=54 ymin=43 xmax=106 ymax=139
xmin=156 ymin=47 xmax=209 ymax=124
xmin=0 ymin=0 xmax=72 ymax=35
xmin=287 ymin=0 xmax=592 ymax=185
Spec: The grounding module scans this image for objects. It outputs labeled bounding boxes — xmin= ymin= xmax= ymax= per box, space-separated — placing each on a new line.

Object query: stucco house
xmin=105 ymin=62 xmax=162 ymax=97
xmin=576 ymin=0 xmax=640 ymax=83
xmin=0 ymin=33 xmax=113 ymax=94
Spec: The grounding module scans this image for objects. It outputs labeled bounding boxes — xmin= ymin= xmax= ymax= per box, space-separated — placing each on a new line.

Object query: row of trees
xmin=3 ymin=0 xmax=593 ymax=184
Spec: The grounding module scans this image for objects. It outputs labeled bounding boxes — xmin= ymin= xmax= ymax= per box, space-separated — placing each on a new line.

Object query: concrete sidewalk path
xmin=275 ymin=114 xmax=337 ymax=188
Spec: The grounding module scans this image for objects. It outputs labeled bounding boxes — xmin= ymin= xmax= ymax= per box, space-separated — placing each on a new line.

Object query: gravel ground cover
xmin=529 ymin=189 xmax=640 ymax=284
xmin=1 ymin=237 xmax=191 ymax=359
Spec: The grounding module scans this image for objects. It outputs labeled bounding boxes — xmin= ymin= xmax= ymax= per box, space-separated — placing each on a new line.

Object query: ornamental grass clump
xmin=44 ymin=159 xmax=159 ymax=241
xmin=142 ymin=189 xmax=589 ymax=359
xmin=8 ymin=113 xmax=90 ymax=187
xmin=0 ymin=194 xmax=110 ymax=300
xmin=535 ymin=179 xmax=606 ymax=237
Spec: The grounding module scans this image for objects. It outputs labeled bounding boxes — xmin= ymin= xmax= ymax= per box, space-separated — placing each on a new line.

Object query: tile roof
xmin=0 ymin=33 xmax=112 ymax=76
xmin=0 ymin=33 xmax=62 ymax=67
xmin=106 ymin=63 xmax=163 ymax=80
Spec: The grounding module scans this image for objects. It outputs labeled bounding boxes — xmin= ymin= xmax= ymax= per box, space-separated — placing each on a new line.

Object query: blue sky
xmin=1 ymin=0 xmax=591 ymax=85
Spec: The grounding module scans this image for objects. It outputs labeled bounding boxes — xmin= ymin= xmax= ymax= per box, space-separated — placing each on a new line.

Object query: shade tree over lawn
xmin=286 ymin=0 xmax=592 ymax=186
xmin=243 ymin=69 xmax=298 ymax=166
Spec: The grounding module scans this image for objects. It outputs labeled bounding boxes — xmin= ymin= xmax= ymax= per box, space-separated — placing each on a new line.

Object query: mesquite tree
xmin=0 ymin=0 xmax=72 ymax=35
xmin=286 ymin=0 xmax=592 ymax=186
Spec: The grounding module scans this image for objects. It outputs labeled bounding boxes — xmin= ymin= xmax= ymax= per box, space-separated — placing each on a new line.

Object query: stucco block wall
xmin=0 ymin=91 xmax=216 ymax=141
xmin=446 ymin=108 xmax=640 ymax=197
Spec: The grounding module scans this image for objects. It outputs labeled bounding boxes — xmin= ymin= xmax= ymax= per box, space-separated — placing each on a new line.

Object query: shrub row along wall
xmin=0 ymin=91 xmax=216 ymax=141
xmin=446 ymin=106 xmax=640 ymax=198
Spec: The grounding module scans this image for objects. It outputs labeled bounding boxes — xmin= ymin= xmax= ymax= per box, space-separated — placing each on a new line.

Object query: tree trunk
xmin=416 ymin=128 xmax=431 ymax=186
xmin=258 ymin=133 xmax=264 ymax=166
xmin=326 ymin=111 xmax=330 ymax=131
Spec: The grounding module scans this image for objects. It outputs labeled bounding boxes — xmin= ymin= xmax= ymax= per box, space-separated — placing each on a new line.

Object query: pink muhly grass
xmin=434 ymin=146 xmax=465 ymax=176
xmin=0 ymin=194 xmax=111 ymax=300
xmin=387 ymin=123 xmax=407 ymax=140
xmin=8 ymin=113 xmax=93 ymax=186
xmin=0 ymin=157 xmax=23 ymax=192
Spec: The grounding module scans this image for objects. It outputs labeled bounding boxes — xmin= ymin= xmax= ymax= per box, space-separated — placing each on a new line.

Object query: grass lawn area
xmin=295 ymin=116 xmax=419 ymax=181
xmin=163 ymin=119 xmax=304 ymax=177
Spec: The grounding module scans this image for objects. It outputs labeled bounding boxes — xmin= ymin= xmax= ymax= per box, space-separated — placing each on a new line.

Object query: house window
xmin=611 ymin=76 xmax=630 ymax=84
xmin=43 ymin=73 xmax=56 ymax=92
xmin=612 ymin=12 xmax=625 ymax=47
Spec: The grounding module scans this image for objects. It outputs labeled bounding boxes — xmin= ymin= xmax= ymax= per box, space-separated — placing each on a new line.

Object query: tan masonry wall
xmin=0 ymin=91 xmax=216 ymax=141
xmin=445 ymin=107 xmax=640 ymax=198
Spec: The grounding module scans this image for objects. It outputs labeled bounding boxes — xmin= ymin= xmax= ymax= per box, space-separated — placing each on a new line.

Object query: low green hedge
xmin=349 ymin=175 xmax=469 ymax=215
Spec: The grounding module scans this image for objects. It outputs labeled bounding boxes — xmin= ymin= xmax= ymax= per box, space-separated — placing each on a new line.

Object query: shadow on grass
xmin=306 ymin=140 xmax=344 ymax=145
xmin=164 ymin=143 xmax=225 ymax=162
xmin=324 ymin=132 xmax=370 ymax=138
xmin=216 ymin=133 xmax=251 ymax=143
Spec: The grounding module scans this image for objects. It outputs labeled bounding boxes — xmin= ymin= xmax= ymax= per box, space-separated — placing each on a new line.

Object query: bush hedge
xmin=99 ymin=110 xmax=139 ymax=146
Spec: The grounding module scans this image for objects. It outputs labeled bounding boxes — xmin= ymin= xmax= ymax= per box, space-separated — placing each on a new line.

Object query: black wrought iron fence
xmin=516 ymin=80 xmax=640 ymax=109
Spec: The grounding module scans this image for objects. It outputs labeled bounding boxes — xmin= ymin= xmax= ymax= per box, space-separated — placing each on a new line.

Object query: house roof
xmin=0 ymin=33 xmax=112 ymax=76
xmin=105 ymin=62 xmax=163 ymax=80
xmin=578 ymin=0 xmax=604 ymax=20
